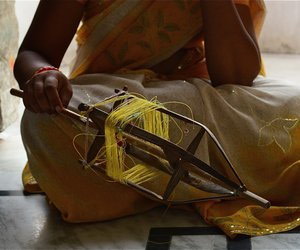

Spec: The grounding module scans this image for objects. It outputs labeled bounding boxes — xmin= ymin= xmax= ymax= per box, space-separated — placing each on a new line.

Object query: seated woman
xmin=14 ymin=0 xmax=300 ymax=237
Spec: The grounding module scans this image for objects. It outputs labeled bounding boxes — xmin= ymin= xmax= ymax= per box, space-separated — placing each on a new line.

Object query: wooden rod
xmin=10 ymin=88 xmax=97 ymax=129
xmin=10 ymin=88 xmax=167 ymax=158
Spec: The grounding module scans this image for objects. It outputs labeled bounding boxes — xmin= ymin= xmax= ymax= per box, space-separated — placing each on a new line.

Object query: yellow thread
xmin=163 ymin=100 xmax=195 ymax=121
xmin=169 ymin=116 xmax=184 ymax=145
xmin=122 ymin=164 xmax=162 ymax=185
xmin=84 ymin=113 xmax=90 ymax=161
xmin=72 ymin=133 xmax=117 ymax=182
xmin=104 ymin=96 xmax=169 ymax=182
xmin=72 ymin=133 xmax=102 ymax=161
xmin=79 ymin=94 xmax=194 ymax=188
xmin=128 ymin=92 xmax=147 ymax=100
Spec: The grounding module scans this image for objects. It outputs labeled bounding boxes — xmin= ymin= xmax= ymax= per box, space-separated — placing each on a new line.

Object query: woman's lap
xmin=21 ymin=74 xmax=300 ymax=224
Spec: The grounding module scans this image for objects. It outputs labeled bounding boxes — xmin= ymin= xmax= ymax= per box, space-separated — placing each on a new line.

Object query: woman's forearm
xmin=14 ymin=0 xmax=85 ymax=91
xmin=14 ymin=50 xmax=53 ymax=90
xmin=13 ymin=48 xmax=73 ymax=113
xmin=12 ymin=0 xmax=86 ymax=113
xmin=201 ymin=0 xmax=261 ymax=86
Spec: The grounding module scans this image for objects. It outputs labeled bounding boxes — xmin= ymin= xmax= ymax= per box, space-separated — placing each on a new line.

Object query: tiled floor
xmin=0 ymin=196 xmax=209 ymax=249
xmin=1 ymin=53 xmax=300 ymax=249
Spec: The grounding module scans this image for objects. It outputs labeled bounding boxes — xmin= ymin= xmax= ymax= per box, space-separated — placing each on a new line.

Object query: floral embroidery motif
xmin=129 ymin=10 xmax=181 ymax=54
xmin=258 ymin=118 xmax=299 ymax=153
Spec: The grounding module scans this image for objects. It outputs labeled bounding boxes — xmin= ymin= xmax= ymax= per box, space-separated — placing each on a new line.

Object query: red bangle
xmin=34 ymin=66 xmax=59 ymax=76
xmin=25 ymin=66 xmax=60 ymax=85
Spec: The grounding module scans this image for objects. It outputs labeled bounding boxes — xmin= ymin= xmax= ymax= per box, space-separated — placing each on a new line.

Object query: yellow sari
xmin=71 ymin=0 xmax=266 ymax=79
xmin=22 ymin=0 xmax=300 ymax=237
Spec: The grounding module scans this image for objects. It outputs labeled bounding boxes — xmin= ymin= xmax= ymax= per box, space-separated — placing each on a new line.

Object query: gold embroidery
xmin=258 ymin=118 xmax=299 ymax=153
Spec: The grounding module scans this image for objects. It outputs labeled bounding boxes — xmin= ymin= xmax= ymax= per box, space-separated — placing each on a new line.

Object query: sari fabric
xmin=71 ymin=0 xmax=266 ymax=79
xmin=21 ymin=0 xmax=300 ymax=237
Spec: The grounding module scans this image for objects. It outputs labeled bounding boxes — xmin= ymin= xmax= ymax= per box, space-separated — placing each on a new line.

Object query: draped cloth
xmin=71 ymin=0 xmax=266 ymax=79
xmin=21 ymin=0 xmax=300 ymax=237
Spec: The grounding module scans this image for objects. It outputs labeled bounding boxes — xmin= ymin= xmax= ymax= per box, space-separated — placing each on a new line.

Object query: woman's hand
xmin=23 ymin=70 xmax=73 ymax=114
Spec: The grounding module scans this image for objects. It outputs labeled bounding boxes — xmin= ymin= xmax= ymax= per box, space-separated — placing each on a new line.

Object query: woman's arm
xmin=14 ymin=0 xmax=85 ymax=113
xmin=201 ymin=0 xmax=261 ymax=86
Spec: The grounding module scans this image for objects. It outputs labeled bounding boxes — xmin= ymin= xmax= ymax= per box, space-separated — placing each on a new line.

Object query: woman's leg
xmin=21 ymin=110 xmax=158 ymax=222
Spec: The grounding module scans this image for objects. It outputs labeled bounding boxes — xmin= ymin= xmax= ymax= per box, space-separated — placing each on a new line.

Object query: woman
xmin=14 ymin=0 xmax=300 ymax=237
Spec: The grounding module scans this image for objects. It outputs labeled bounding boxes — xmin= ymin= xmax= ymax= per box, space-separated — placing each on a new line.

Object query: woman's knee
xmin=21 ymin=110 xmax=62 ymax=146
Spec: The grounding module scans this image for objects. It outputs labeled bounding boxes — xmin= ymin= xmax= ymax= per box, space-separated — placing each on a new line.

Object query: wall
xmin=0 ymin=1 xmax=19 ymax=131
xmin=15 ymin=0 xmax=39 ymax=45
xmin=15 ymin=0 xmax=76 ymax=75
xmin=259 ymin=1 xmax=300 ymax=54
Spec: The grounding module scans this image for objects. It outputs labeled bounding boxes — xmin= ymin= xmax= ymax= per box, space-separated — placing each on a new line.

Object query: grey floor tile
xmin=251 ymin=234 xmax=300 ymax=250
xmin=171 ymin=235 xmax=227 ymax=250
xmin=0 ymin=195 xmax=207 ymax=250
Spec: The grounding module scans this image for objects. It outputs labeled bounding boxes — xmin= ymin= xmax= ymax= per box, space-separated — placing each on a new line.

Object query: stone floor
xmin=1 ymin=53 xmax=300 ymax=249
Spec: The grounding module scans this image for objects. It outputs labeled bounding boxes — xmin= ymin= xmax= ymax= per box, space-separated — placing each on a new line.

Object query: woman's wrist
xmin=25 ymin=66 xmax=60 ymax=85
xmin=34 ymin=66 xmax=59 ymax=75
xmin=14 ymin=50 xmax=60 ymax=90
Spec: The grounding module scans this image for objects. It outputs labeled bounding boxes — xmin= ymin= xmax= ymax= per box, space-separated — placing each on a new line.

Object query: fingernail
xmin=55 ymin=106 xmax=62 ymax=113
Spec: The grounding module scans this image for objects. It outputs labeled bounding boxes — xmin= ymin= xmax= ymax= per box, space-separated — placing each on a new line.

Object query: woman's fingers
xmin=23 ymin=70 xmax=72 ymax=114
xmin=44 ymin=75 xmax=64 ymax=113
xmin=34 ymin=79 xmax=52 ymax=113
xmin=25 ymin=80 xmax=41 ymax=113
xmin=59 ymin=77 xmax=73 ymax=107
